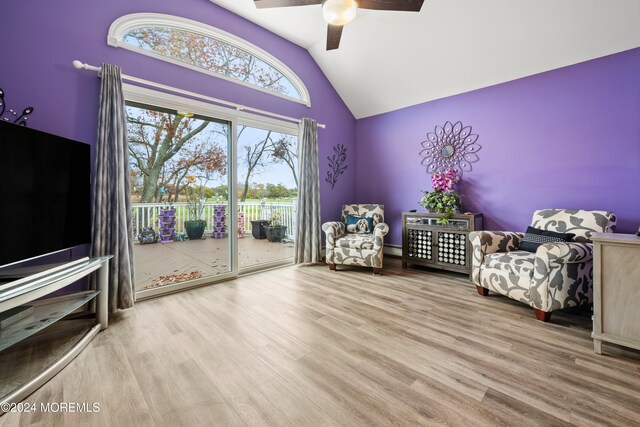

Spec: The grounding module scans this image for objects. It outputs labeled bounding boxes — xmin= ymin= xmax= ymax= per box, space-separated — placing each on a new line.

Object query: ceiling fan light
xmin=322 ymin=0 xmax=357 ymax=26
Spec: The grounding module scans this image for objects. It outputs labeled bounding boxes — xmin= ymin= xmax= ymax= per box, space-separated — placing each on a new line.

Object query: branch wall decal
xmin=325 ymin=144 xmax=348 ymax=190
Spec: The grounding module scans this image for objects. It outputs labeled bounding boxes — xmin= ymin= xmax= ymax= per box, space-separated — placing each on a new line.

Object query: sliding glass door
xmin=126 ymin=102 xmax=234 ymax=296
xmin=123 ymin=83 xmax=302 ymax=296
xmin=236 ymin=124 xmax=298 ymax=271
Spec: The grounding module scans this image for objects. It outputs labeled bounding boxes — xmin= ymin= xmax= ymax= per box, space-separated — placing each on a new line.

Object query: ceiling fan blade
xmin=356 ymin=0 xmax=424 ymax=12
xmin=326 ymin=24 xmax=343 ymax=51
xmin=253 ymin=0 xmax=323 ymax=8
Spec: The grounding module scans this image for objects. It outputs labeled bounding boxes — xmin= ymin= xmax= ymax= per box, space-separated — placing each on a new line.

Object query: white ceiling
xmin=211 ymin=0 xmax=640 ymax=119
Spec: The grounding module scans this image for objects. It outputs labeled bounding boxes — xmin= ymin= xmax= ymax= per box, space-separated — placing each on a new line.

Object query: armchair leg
xmin=373 ymin=268 xmax=381 ymax=275
xmin=475 ymin=285 xmax=489 ymax=296
xmin=534 ymin=309 xmax=552 ymax=322
xmin=328 ymin=263 xmax=336 ymax=271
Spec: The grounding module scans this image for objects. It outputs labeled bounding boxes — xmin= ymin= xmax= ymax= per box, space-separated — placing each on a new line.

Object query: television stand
xmin=0 ymin=256 xmax=111 ymax=408
xmin=0 ymin=261 xmax=70 ymax=280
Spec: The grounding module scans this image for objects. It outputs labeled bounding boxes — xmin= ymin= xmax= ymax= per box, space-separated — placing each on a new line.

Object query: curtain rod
xmin=72 ymin=60 xmax=326 ymax=129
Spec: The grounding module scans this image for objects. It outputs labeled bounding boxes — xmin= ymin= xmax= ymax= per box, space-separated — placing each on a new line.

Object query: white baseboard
xmin=384 ymin=245 xmax=402 ymax=257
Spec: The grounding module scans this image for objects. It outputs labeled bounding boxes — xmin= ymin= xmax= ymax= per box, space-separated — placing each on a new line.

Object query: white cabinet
xmin=591 ymin=233 xmax=640 ymax=354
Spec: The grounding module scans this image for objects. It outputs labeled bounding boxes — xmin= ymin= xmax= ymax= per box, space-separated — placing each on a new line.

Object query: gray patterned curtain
xmin=294 ymin=118 xmax=322 ymax=263
xmin=90 ymin=64 xmax=135 ymax=311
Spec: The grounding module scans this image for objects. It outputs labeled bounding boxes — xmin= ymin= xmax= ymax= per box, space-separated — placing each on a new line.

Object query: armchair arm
xmin=373 ymin=222 xmax=389 ymax=251
xmin=535 ymin=242 xmax=593 ymax=264
xmin=530 ymin=242 xmax=594 ymax=312
xmin=469 ymin=231 xmax=523 ymax=255
xmin=469 ymin=231 xmax=523 ymax=286
xmin=322 ymin=221 xmax=345 ymax=250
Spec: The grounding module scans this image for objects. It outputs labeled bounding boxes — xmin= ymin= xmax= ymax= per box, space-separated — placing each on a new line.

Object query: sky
xmin=237 ymin=125 xmax=298 ymax=189
xmin=200 ymin=124 xmax=298 ymax=189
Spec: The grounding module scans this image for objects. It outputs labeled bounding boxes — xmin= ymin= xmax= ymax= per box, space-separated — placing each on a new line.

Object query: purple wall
xmin=2 ymin=1 xmax=638 ymax=252
xmin=0 ymin=0 xmax=356 ymax=226
xmin=356 ymin=48 xmax=640 ymax=245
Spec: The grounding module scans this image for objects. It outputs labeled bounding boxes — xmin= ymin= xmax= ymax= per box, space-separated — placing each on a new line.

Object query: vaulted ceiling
xmin=211 ymin=0 xmax=640 ymax=119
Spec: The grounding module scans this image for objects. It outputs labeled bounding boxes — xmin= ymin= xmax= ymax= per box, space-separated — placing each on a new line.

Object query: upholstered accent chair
xmin=322 ymin=204 xmax=389 ymax=274
xmin=469 ymin=209 xmax=617 ymax=322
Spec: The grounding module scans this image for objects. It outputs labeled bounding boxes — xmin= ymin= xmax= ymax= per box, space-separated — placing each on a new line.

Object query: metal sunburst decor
xmin=419 ymin=121 xmax=481 ymax=175
xmin=0 ymin=87 xmax=34 ymax=126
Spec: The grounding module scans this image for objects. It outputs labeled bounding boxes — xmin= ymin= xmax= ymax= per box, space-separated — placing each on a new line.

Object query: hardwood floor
xmin=3 ymin=259 xmax=640 ymax=426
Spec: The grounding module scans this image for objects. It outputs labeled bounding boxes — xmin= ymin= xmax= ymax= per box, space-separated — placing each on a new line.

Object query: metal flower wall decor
xmin=0 ymin=87 xmax=33 ymax=126
xmin=419 ymin=121 xmax=481 ymax=175
xmin=325 ymin=144 xmax=348 ymax=190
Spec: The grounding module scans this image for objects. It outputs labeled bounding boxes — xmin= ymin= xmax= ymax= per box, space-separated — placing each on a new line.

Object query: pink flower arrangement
xmin=431 ymin=169 xmax=459 ymax=193
xmin=420 ymin=169 xmax=462 ymax=224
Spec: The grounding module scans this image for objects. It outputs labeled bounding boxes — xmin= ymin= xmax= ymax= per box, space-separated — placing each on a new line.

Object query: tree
xmin=127 ymin=107 xmax=226 ymax=202
xmin=269 ymin=136 xmax=298 ymax=188
xmin=211 ymin=185 xmax=228 ymax=200
xmin=125 ymin=28 xmax=289 ymax=94
xmin=236 ymin=127 xmax=273 ymax=202
xmin=266 ymin=183 xmax=291 ymax=199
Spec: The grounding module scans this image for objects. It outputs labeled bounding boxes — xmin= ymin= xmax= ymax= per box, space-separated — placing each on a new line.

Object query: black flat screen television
xmin=0 ymin=121 xmax=91 ymax=268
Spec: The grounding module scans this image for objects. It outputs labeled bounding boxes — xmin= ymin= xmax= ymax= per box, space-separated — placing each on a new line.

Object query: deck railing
xmin=132 ymin=201 xmax=296 ymax=239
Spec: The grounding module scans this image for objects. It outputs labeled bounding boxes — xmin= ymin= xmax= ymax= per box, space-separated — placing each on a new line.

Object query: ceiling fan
xmin=253 ymin=0 xmax=425 ymax=50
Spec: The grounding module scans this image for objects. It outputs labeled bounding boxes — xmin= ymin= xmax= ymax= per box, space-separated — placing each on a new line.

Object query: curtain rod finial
xmin=72 ymin=60 xmax=86 ymax=70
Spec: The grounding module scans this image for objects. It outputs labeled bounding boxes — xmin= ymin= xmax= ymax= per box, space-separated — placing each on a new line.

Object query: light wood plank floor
xmin=3 ymin=259 xmax=640 ymax=426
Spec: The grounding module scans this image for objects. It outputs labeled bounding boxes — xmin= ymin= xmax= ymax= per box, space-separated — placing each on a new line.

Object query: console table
xmin=591 ymin=233 xmax=640 ymax=354
xmin=0 ymin=256 xmax=110 ymax=406
xmin=402 ymin=212 xmax=482 ymax=275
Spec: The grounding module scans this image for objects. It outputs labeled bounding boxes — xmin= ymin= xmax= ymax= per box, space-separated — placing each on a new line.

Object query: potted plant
xmin=264 ymin=213 xmax=287 ymax=243
xmin=419 ymin=169 xmax=462 ymax=224
xmin=183 ymin=176 xmax=207 ymax=240
xmin=250 ymin=220 xmax=269 ymax=239
xmin=250 ymin=199 xmax=269 ymax=239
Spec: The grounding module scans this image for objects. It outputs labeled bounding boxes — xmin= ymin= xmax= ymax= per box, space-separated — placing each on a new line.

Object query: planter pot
xmin=250 ymin=220 xmax=269 ymax=239
xmin=211 ymin=205 xmax=226 ymax=239
xmin=184 ymin=220 xmax=206 ymax=240
xmin=264 ymin=225 xmax=287 ymax=243
xmin=158 ymin=208 xmax=176 ymax=243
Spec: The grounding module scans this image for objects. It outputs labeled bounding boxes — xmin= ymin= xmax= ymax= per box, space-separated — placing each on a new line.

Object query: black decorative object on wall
xmin=419 ymin=121 xmax=481 ymax=175
xmin=0 ymin=88 xmax=33 ymax=126
xmin=325 ymin=144 xmax=348 ymax=190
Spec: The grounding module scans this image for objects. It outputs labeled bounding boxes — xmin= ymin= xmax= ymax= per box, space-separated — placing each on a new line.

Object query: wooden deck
xmin=134 ymin=237 xmax=294 ymax=292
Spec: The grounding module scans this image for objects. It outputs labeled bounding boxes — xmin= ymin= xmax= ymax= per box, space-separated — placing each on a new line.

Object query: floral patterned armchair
xmin=322 ymin=204 xmax=389 ymax=274
xmin=469 ymin=209 xmax=617 ymax=322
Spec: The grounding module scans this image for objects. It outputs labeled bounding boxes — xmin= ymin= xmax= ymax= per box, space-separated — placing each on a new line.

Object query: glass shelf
xmin=0 ymin=257 xmax=109 ymax=308
xmin=0 ymin=291 xmax=99 ymax=352
xmin=0 ymin=318 xmax=94 ymax=399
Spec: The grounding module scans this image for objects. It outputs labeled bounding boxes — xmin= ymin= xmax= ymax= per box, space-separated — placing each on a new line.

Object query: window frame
xmin=108 ymin=13 xmax=311 ymax=107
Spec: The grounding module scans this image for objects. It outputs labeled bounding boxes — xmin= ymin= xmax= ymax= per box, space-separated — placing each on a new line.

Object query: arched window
xmin=108 ymin=13 xmax=310 ymax=106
